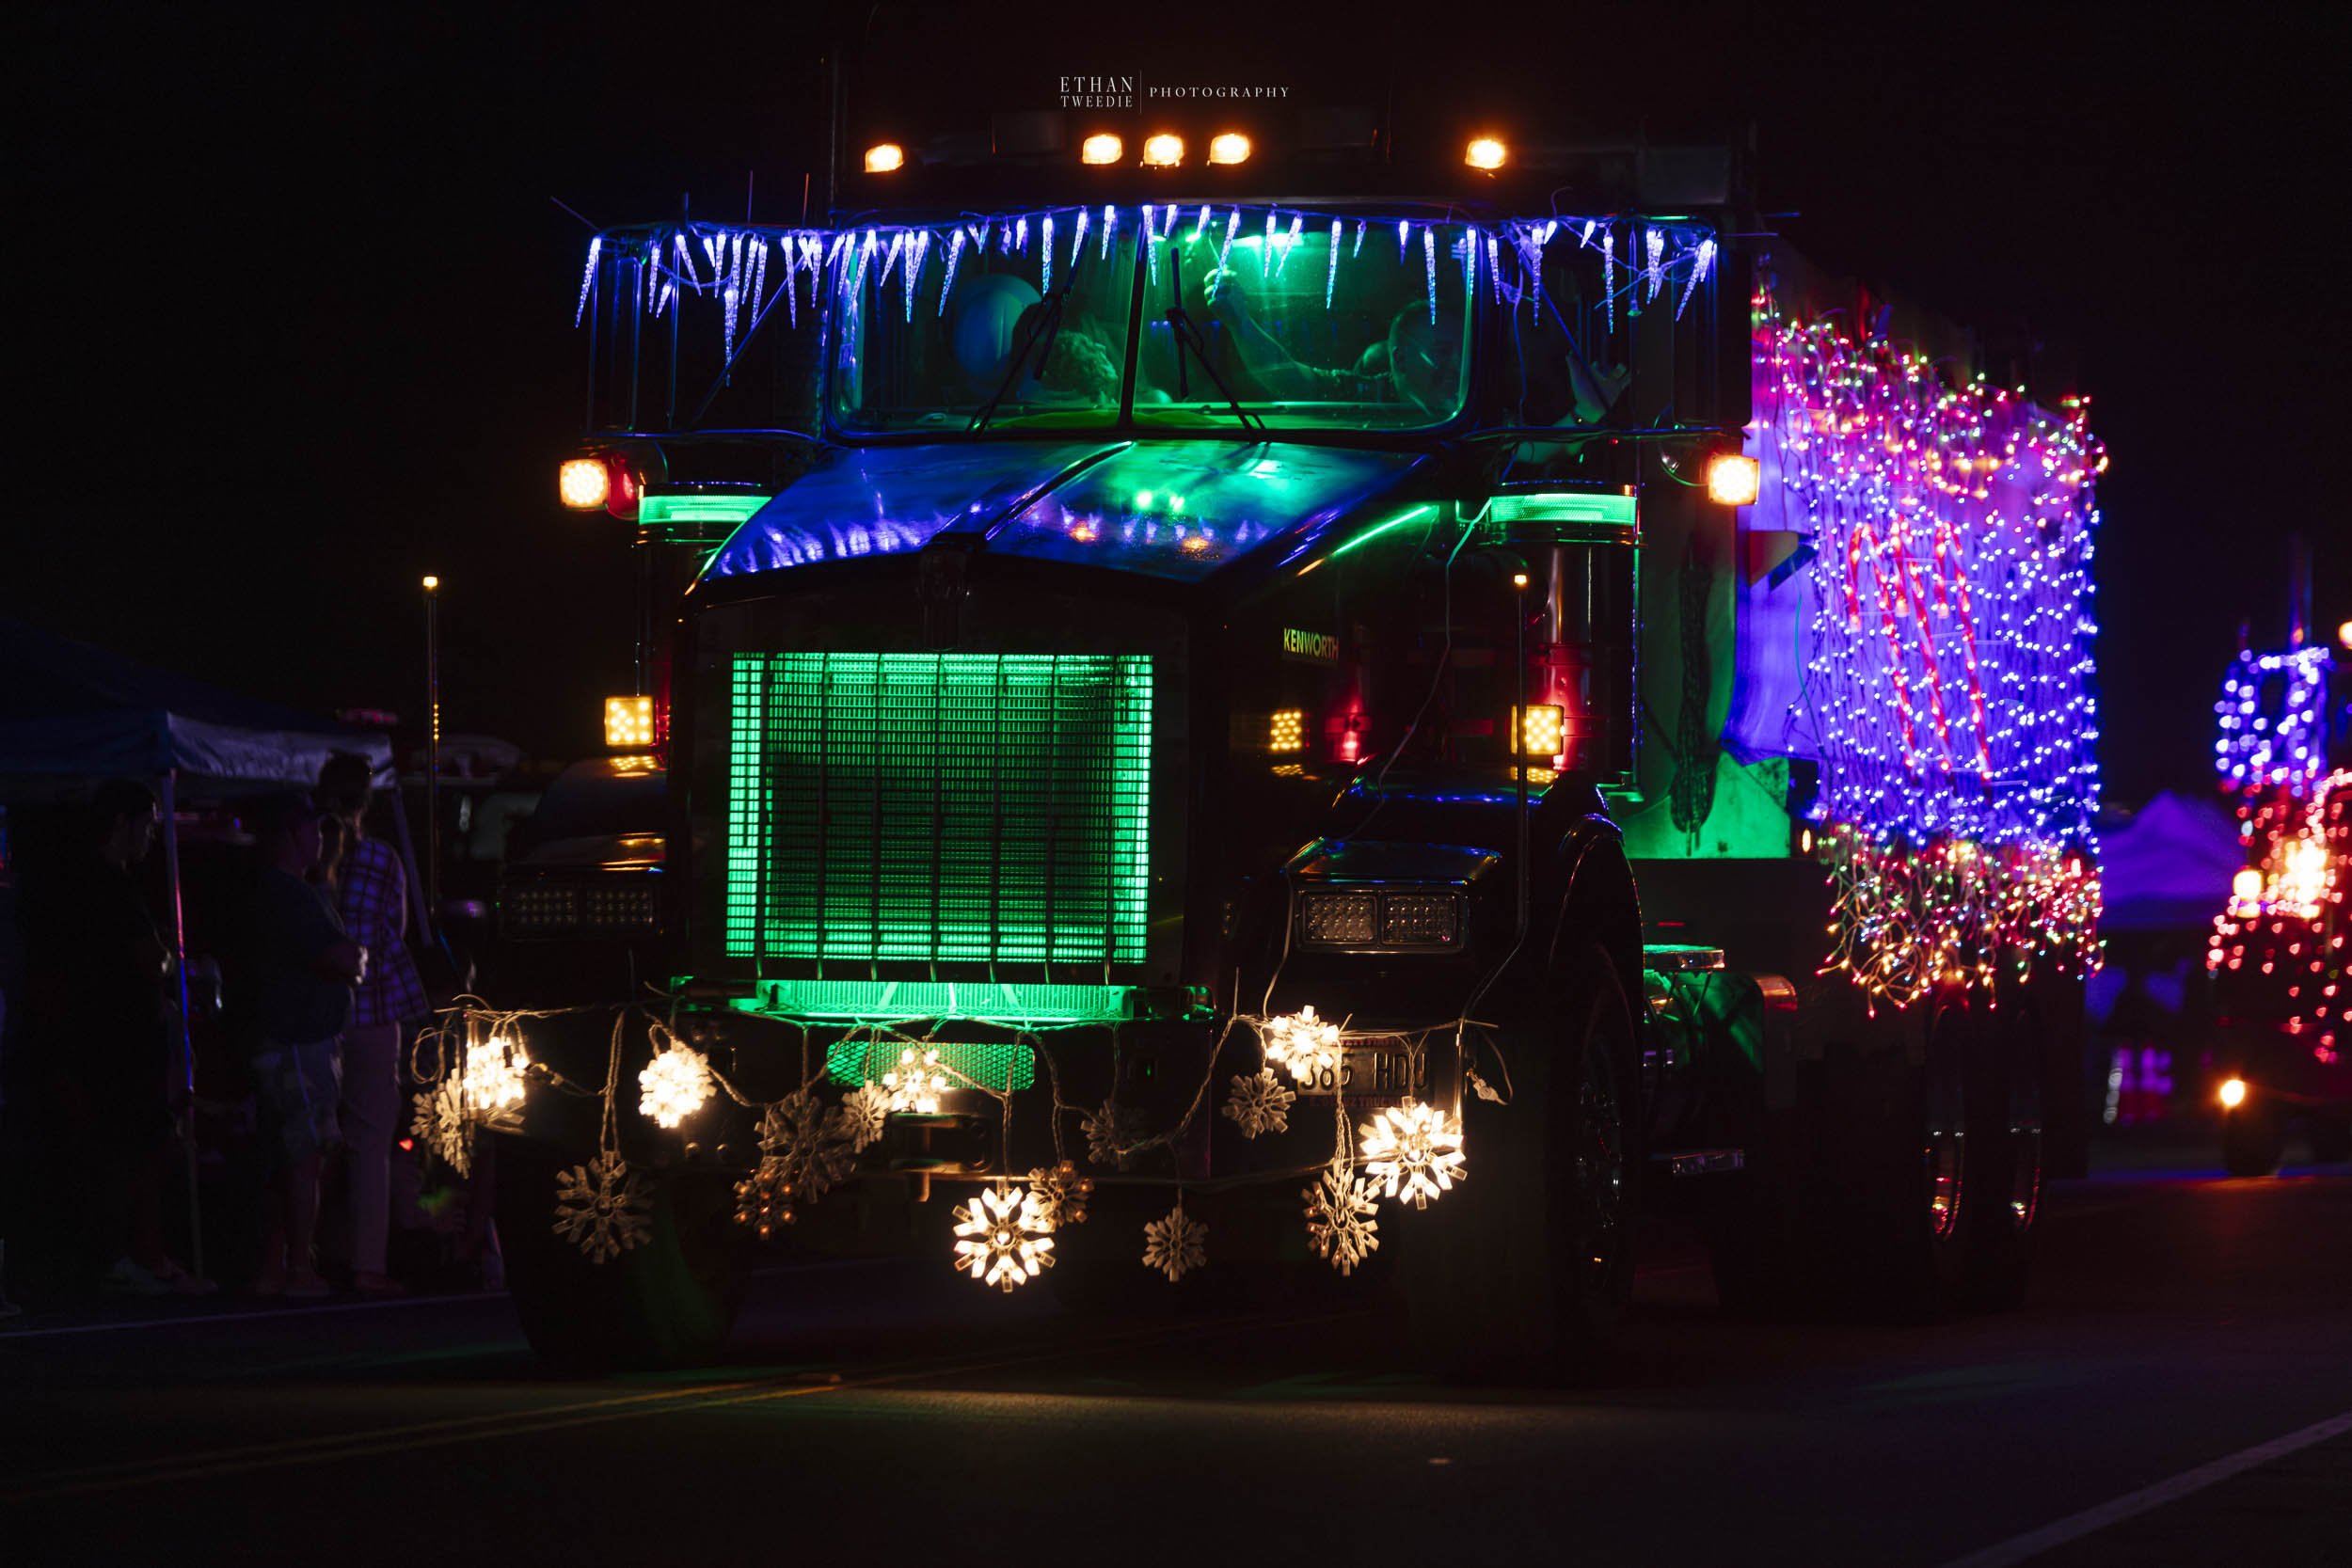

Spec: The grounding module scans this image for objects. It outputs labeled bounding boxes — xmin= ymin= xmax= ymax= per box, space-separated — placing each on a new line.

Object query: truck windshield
xmin=1135 ymin=213 xmax=1472 ymax=432
xmin=827 ymin=212 xmax=1474 ymax=436
xmin=832 ymin=220 xmax=1136 ymax=434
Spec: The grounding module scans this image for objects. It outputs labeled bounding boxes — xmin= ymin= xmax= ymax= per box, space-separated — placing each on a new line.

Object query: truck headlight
xmin=1296 ymin=889 xmax=1464 ymax=951
xmin=1300 ymin=893 xmax=1376 ymax=944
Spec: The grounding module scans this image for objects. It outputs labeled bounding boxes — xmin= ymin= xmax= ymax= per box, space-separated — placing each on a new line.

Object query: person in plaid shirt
xmin=319 ymin=753 xmax=429 ymax=1293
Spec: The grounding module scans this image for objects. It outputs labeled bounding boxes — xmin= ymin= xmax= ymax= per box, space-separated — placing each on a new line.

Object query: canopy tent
xmin=1 ymin=616 xmax=399 ymax=1279
xmin=0 ymin=616 xmax=390 ymax=796
xmin=2098 ymin=789 xmax=2246 ymax=934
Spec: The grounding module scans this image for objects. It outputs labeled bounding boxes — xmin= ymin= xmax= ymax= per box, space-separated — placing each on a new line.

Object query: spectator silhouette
xmin=317 ymin=753 xmax=428 ymax=1294
xmin=230 ymin=791 xmax=363 ymax=1297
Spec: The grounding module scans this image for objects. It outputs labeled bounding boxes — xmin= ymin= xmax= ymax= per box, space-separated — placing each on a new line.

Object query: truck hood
xmin=703 ymin=440 xmax=1427 ymax=582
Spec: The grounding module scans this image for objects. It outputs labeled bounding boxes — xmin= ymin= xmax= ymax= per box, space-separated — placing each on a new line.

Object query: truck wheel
xmin=493 ymin=1134 xmax=753 ymax=1371
xmin=1960 ymin=992 xmax=2044 ymax=1309
xmin=2221 ymin=1104 xmax=2286 ymax=1178
xmin=1402 ymin=943 xmax=1638 ymax=1384
xmin=1835 ymin=995 xmax=1983 ymax=1320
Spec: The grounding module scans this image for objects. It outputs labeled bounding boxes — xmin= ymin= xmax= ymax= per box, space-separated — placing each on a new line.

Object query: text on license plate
xmin=1292 ymin=1048 xmax=1431 ymax=1098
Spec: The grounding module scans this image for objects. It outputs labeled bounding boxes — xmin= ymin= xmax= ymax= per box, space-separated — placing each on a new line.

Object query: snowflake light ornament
xmin=1140 ymin=1199 xmax=1208 ymax=1283
xmin=1302 ymin=1163 xmax=1380 ymax=1275
xmin=952 ymin=1181 xmax=1057 ymax=1292
xmin=459 ymin=1033 xmax=531 ymax=1119
xmin=1081 ymin=1099 xmax=1139 ymax=1169
xmin=1359 ymin=1099 xmax=1466 ymax=1210
xmin=827 ymin=1082 xmax=889 ymax=1150
xmin=881 ymin=1049 xmax=948 ymax=1113
xmin=1262 ymin=1005 xmax=1341 ymax=1083
xmin=410 ymin=1080 xmax=471 ymax=1176
xmin=756 ymin=1091 xmax=855 ymax=1203
xmin=1026 ymin=1161 xmax=1094 ymax=1228
xmin=1220 ymin=1070 xmax=1295 ymax=1139
xmin=637 ymin=1044 xmax=713 ymax=1129
xmin=553 ymin=1152 xmax=653 ymax=1263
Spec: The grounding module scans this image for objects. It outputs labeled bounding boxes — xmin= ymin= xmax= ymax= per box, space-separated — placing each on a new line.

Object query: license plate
xmin=1292 ymin=1046 xmax=1432 ymax=1100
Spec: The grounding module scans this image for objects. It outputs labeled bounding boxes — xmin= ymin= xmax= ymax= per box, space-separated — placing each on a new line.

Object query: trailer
xmin=458 ymin=99 xmax=2106 ymax=1374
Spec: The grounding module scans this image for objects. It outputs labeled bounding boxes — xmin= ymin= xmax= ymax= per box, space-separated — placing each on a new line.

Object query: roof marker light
xmin=1465 ymin=137 xmax=1506 ymax=171
xmin=1208 ymin=133 xmax=1251 ymax=166
xmin=864 ymin=143 xmax=905 ymax=173
xmin=1141 ymin=134 xmax=1184 ymax=167
xmin=1081 ymin=134 xmax=1123 ymax=166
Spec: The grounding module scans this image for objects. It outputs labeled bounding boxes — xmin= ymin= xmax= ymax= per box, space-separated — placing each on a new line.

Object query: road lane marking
xmin=0 ymin=1259 xmax=898 ymax=1341
xmin=1935 ymin=1408 xmax=2352 ymax=1568
xmin=2 ymin=1307 xmax=1361 ymax=1502
xmin=0 ymin=1291 xmax=496 ymax=1339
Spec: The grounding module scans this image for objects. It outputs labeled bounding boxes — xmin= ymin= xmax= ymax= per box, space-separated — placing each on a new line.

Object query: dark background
xmin=8 ymin=0 xmax=2345 ymax=804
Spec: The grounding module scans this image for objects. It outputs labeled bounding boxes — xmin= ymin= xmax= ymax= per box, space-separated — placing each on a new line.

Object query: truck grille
xmin=725 ymin=652 xmax=1152 ymax=969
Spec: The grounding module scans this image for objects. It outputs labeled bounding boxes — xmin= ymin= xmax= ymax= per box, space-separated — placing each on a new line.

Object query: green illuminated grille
xmin=822 ymin=1037 xmax=1036 ymax=1093
xmin=726 ymin=653 xmax=1152 ymax=967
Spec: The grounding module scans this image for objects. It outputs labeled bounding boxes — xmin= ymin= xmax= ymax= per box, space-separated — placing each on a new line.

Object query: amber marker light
xmin=1207 ymin=133 xmax=1251 ymax=166
xmin=2218 ymin=1077 xmax=2249 ymax=1110
xmin=1464 ymin=137 xmax=1507 ymax=171
xmin=1141 ymin=134 xmax=1184 ymax=167
xmin=1708 ymin=452 xmax=1762 ymax=506
xmin=1080 ymin=134 xmax=1123 ymax=166
xmin=605 ymin=695 xmax=656 ymax=750
xmin=1514 ymin=705 xmax=1565 ymax=757
xmin=864 ymin=143 xmax=905 ymax=173
xmin=559 ymin=457 xmax=611 ymax=510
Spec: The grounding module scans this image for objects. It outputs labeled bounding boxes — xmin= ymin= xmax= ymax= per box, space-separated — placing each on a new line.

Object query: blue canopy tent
xmin=0 ymin=617 xmax=399 ymax=1277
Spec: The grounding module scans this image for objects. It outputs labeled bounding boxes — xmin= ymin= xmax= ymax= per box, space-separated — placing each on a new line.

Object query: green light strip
xmin=725 ymin=652 xmax=1153 ymax=967
xmin=1328 ymin=503 xmax=1438 ymax=561
xmin=1486 ymin=491 xmax=1638 ymax=528
xmin=746 ymin=978 xmax=1142 ymax=1023
xmin=640 ymin=493 xmax=771 ymax=528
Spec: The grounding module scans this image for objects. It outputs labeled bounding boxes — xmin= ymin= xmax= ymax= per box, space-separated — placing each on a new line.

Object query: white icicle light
xmin=881 ymin=1048 xmax=948 ymax=1114
xmin=952 ymin=1181 xmax=1056 ymax=1291
xmin=1262 ymin=1004 xmax=1341 ymax=1083
xmin=1359 ymin=1099 xmax=1466 ymax=1210
xmin=573 ymin=237 xmax=601 ymax=328
xmin=460 ymin=1033 xmax=531 ymax=1119
xmin=637 ymin=1044 xmax=714 ymax=1130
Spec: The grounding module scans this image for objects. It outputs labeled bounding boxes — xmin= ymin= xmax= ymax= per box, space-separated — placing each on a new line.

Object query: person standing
xmin=22 ymin=782 xmax=211 ymax=1295
xmin=316 ymin=753 xmax=427 ymax=1295
xmin=232 ymin=792 xmax=364 ymax=1298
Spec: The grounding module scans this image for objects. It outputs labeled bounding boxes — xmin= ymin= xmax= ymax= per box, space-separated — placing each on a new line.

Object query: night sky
xmin=9 ymin=1 xmax=2346 ymax=806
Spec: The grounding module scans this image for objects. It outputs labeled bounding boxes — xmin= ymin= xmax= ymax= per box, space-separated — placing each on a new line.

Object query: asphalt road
xmin=6 ymin=1142 xmax=2349 ymax=1567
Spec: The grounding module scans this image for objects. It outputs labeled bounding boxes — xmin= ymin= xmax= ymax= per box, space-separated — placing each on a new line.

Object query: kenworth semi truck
xmin=469 ymin=105 xmax=2104 ymax=1374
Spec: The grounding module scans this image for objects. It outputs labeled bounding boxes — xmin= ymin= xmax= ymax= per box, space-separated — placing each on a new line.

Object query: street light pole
xmin=422 ymin=574 xmax=441 ymax=924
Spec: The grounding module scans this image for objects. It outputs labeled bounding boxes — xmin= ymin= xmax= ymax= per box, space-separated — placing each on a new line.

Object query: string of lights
xmin=1751 ymin=287 xmax=2106 ymax=1005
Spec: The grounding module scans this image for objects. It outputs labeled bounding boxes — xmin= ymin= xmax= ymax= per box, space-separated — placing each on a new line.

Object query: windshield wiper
xmin=968 ymin=286 xmax=1070 ymax=434
xmin=1164 ymin=242 xmax=1263 ymax=433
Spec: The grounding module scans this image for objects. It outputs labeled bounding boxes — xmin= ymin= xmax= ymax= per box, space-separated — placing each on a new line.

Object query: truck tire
xmin=1832 ymin=994 xmax=1986 ymax=1320
xmin=2221 ymin=1105 xmax=2286 ymax=1178
xmin=493 ymin=1134 xmax=753 ymax=1371
xmin=1402 ymin=943 xmax=1638 ymax=1384
xmin=1960 ymin=992 xmax=2044 ymax=1309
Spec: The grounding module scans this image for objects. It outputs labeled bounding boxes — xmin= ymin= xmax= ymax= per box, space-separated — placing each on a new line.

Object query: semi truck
xmin=472 ymin=91 xmax=2105 ymax=1375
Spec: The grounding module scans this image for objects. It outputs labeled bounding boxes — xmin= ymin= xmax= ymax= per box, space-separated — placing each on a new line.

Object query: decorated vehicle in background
xmin=433 ymin=86 xmax=2107 ymax=1373
xmin=2207 ymin=611 xmax=2350 ymax=1175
